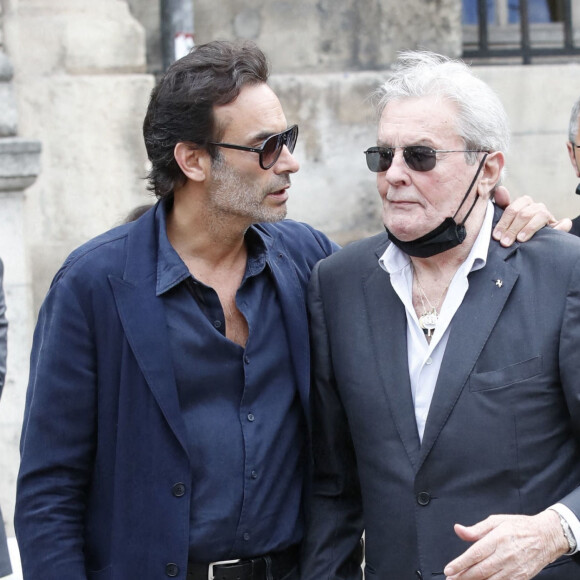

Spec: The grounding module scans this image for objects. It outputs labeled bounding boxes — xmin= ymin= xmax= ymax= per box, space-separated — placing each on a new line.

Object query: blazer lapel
xmin=419 ymin=240 xmax=518 ymax=468
xmin=109 ymin=208 xmax=188 ymax=454
xmin=363 ymin=241 xmax=422 ymax=468
xmin=267 ymin=249 xmax=312 ymax=429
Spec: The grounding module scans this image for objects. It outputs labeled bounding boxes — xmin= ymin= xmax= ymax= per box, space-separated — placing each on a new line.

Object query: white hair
xmin=375 ymin=51 xmax=510 ymax=167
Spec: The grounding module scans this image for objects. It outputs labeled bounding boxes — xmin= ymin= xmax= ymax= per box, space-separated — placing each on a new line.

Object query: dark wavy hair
xmin=143 ymin=40 xmax=270 ymax=200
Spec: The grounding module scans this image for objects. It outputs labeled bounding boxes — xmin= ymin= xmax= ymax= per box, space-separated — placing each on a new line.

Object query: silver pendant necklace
xmin=414 ymin=268 xmax=453 ymax=338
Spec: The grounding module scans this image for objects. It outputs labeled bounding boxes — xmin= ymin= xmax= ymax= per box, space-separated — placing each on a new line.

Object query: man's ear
xmin=566 ymin=142 xmax=580 ymax=177
xmin=174 ymin=142 xmax=211 ymax=183
xmin=477 ymin=151 xmax=504 ymax=200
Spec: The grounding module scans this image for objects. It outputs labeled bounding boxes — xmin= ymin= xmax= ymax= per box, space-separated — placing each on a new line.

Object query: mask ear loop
xmin=452 ymin=153 xmax=489 ymax=225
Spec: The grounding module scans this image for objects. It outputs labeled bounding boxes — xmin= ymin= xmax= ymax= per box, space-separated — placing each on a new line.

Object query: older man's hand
xmin=443 ymin=510 xmax=569 ymax=580
xmin=493 ymin=187 xmax=572 ymax=246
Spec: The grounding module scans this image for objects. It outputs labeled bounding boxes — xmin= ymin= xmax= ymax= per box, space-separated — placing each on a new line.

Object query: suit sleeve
xmin=300 ymin=261 xmax=364 ymax=580
xmin=15 ymin=278 xmax=96 ymax=580
xmin=556 ymin=254 xmax=580 ymax=520
xmin=0 ymin=259 xmax=7 ymax=399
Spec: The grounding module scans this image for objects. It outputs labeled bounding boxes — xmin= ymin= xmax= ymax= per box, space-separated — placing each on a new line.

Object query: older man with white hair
xmin=301 ymin=51 xmax=580 ymax=580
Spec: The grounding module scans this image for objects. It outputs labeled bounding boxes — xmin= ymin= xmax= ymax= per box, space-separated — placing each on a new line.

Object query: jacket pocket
xmin=87 ymin=565 xmax=112 ymax=579
xmin=364 ymin=562 xmax=377 ymax=576
xmin=469 ymin=355 xmax=542 ymax=392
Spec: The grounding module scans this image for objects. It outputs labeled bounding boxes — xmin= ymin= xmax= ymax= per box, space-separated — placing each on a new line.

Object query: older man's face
xmin=377 ymin=95 xmax=486 ymax=242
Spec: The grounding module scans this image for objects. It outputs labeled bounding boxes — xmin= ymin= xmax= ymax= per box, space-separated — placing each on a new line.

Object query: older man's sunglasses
xmin=210 ymin=125 xmax=299 ymax=170
xmin=364 ymin=145 xmax=487 ymax=173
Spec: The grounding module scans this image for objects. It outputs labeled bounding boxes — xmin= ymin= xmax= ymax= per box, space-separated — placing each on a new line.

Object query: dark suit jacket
xmin=302 ymin=208 xmax=580 ymax=580
xmin=0 ymin=258 xmax=11 ymax=578
xmin=15 ymin=204 xmax=336 ymax=580
xmin=570 ymin=214 xmax=580 ymax=237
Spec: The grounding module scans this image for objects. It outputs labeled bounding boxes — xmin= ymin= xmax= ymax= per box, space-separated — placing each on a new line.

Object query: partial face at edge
xmin=567 ymin=119 xmax=580 ymax=178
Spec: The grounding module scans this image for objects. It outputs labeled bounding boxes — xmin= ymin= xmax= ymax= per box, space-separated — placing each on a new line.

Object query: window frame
xmin=462 ymin=0 xmax=580 ymax=64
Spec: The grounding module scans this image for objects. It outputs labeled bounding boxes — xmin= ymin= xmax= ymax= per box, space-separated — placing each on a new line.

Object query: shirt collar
xmin=380 ymin=200 xmax=494 ymax=276
xmin=155 ymin=200 xmax=270 ymax=296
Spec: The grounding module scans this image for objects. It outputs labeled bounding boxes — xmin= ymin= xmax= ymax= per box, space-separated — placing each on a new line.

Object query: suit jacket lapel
xmin=109 ymin=207 xmax=188 ymax=454
xmin=419 ymin=239 xmax=518 ymax=468
xmin=363 ymin=240 xmax=422 ymax=468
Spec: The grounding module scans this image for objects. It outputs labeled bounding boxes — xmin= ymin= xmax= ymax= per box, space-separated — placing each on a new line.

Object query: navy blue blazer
xmin=302 ymin=208 xmax=580 ymax=580
xmin=15 ymin=204 xmax=336 ymax=580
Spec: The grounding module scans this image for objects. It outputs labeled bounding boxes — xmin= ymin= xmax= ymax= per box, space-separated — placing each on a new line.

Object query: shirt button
xmin=172 ymin=482 xmax=186 ymax=497
xmin=165 ymin=563 xmax=179 ymax=577
xmin=417 ymin=491 xmax=431 ymax=506
xmin=213 ymin=320 xmax=222 ymax=328
xmin=251 ymin=470 xmax=258 ymax=479
xmin=425 ymin=357 xmax=433 ymax=365
xmin=247 ymin=413 xmax=255 ymax=422
xmin=243 ymin=532 xmax=250 ymax=541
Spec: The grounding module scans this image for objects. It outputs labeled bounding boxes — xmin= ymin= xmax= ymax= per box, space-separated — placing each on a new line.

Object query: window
xmin=462 ymin=0 xmax=580 ymax=63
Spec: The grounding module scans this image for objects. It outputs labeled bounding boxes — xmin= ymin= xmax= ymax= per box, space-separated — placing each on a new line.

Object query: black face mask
xmin=385 ymin=154 xmax=488 ymax=258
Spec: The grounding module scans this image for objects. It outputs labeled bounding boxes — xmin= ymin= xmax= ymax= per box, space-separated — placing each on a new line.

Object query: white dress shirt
xmin=380 ymin=201 xmax=492 ymax=441
xmin=379 ymin=200 xmax=579 ymax=552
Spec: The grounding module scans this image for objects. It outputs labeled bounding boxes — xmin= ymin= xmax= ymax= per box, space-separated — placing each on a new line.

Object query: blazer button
xmin=165 ymin=563 xmax=179 ymax=577
xmin=416 ymin=491 xmax=431 ymax=506
xmin=172 ymin=482 xmax=186 ymax=497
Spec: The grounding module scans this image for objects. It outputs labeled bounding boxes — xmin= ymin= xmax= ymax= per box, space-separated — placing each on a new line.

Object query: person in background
xmin=566 ymin=96 xmax=580 ymax=236
xmin=122 ymin=202 xmax=155 ymax=224
xmin=14 ymin=40 xmax=559 ymax=580
xmin=301 ymin=50 xmax=580 ymax=580
xmin=0 ymin=259 xmax=12 ymax=579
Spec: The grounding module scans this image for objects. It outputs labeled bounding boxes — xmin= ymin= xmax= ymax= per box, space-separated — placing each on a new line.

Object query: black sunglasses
xmin=209 ymin=125 xmax=299 ymax=170
xmin=363 ymin=145 xmax=488 ymax=173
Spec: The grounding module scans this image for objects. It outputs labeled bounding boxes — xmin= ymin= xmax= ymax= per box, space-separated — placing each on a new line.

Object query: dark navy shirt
xmin=155 ymin=202 xmax=305 ymax=561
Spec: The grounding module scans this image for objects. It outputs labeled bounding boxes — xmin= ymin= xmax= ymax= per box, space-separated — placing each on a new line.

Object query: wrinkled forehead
xmin=377 ymin=95 xmax=463 ymax=146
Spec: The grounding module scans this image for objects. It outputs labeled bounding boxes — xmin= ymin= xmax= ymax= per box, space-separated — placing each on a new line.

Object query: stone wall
xmin=0 ymin=0 xmax=41 ymax=546
xmin=4 ymin=0 xmax=155 ymax=312
xmin=126 ymin=0 xmax=163 ymax=76
xmin=194 ymin=0 xmax=462 ymax=73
